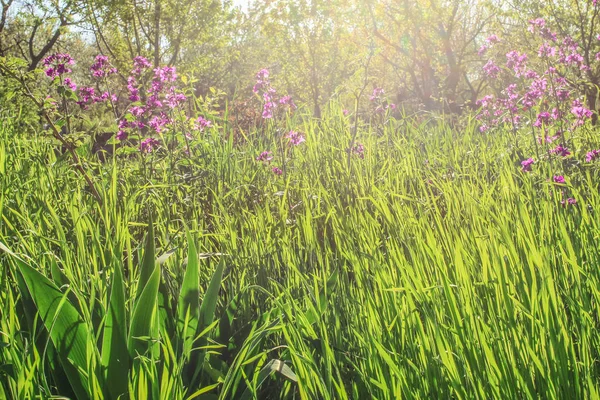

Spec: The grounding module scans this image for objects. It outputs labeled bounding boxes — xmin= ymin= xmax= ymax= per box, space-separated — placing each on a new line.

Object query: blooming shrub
xmin=475 ymin=18 xmax=600 ymax=207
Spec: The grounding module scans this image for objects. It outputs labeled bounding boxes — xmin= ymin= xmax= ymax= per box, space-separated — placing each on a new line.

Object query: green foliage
xmin=1 ymin=102 xmax=600 ymax=399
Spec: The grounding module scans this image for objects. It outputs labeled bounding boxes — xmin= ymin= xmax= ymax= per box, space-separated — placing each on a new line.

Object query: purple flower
xmin=63 ymin=77 xmax=77 ymax=91
xmin=571 ymin=103 xmax=593 ymax=126
xmin=165 ymin=88 xmax=187 ymax=108
xmin=148 ymin=114 xmax=171 ymax=133
xmin=116 ymin=130 xmax=128 ymax=140
xmin=478 ymin=45 xmax=489 ymax=56
xmin=76 ymin=86 xmax=96 ymax=109
xmin=370 ymin=87 xmax=384 ymax=101
xmin=528 ymin=18 xmax=546 ymax=32
xmin=42 ymin=53 xmax=75 ymax=78
xmin=538 ymin=43 xmax=557 ymax=58
xmin=483 ymin=59 xmax=500 ymax=78
xmin=342 ymin=109 xmax=349 ymax=116
xmin=279 ymin=95 xmax=297 ymax=109
xmin=256 ymin=151 xmax=273 ymax=163
xmin=132 ymin=56 xmax=152 ymax=75
xmin=506 ymin=51 xmax=527 ymax=76
xmin=533 ymin=112 xmax=552 ymax=128
xmin=521 ymin=158 xmax=535 ymax=172
xmin=486 ymin=34 xmax=500 ymax=44
xmin=553 ymin=175 xmax=565 ymax=184
xmin=476 ymin=95 xmax=494 ymax=108
xmin=561 ymin=198 xmax=577 ymax=206
xmin=272 ymin=166 xmax=283 ymax=175
xmin=129 ymin=106 xmax=145 ymax=117
xmin=256 ymin=69 xmax=269 ymax=81
xmin=153 ymin=66 xmax=177 ymax=83
xmin=550 ymin=146 xmax=571 ymax=157
xmin=140 ymin=138 xmax=160 ymax=153
xmin=351 ymin=143 xmax=365 ymax=159
xmin=525 ymin=70 xmax=539 ymax=79
xmin=585 ymin=149 xmax=600 ymax=162
xmin=90 ymin=55 xmax=117 ymax=78
xmin=193 ymin=116 xmax=212 ymax=131
xmin=253 ymin=69 xmax=270 ymax=93
xmin=286 ymin=130 xmax=305 ymax=146
xmin=127 ymin=76 xmax=140 ymax=101
xmin=262 ymin=102 xmax=276 ymax=119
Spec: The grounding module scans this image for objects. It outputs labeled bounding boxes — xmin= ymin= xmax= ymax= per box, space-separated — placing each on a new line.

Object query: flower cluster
xmin=369 ymin=87 xmax=396 ymax=114
xmin=585 ymin=149 xmax=600 ymax=162
xmin=256 ymin=150 xmax=283 ymax=176
xmin=42 ymin=53 xmax=75 ymax=78
xmin=90 ymin=55 xmax=118 ymax=78
xmin=256 ymin=151 xmax=273 ymax=163
xmin=286 ymin=130 xmax=305 ymax=146
xmin=117 ymin=62 xmax=191 ymax=145
xmin=351 ymin=142 xmax=365 ymax=159
xmin=253 ymin=69 xmax=295 ymax=119
xmin=521 ymin=158 xmax=534 ymax=172
xmin=476 ymin=25 xmax=595 ymax=137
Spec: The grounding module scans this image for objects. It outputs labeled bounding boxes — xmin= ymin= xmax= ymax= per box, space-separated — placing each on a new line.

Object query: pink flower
xmin=571 ymin=103 xmax=593 ymax=126
xmin=486 ymin=34 xmax=500 ymax=44
xmin=253 ymin=68 xmax=270 ymax=93
xmin=550 ymin=146 xmax=571 ymax=157
xmin=279 ymin=95 xmax=296 ymax=109
xmin=506 ymin=51 xmax=527 ymax=76
xmin=165 ymin=88 xmax=186 ymax=108
xmin=585 ymin=149 xmax=600 ymax=162
xmin=351 ymin=143 xmax=365 ymax=159
xmin=553 ymin=175 xmax=565 ymax=184
xmin=148 ymin=114 xmax=171 ymax=133
xmin=272 ymin=166 xmax=283 ymax=175
xmin=483 ymin=59 xmax=500 ymax=78
xmin=129 ymin=106 xmax=145 ymax=117
xmin=370 ymin=87 xmax=384 ymax=101
xmin=195 ymin=116 xmax=212 ymax=131
xmin=42 ymin=53 xmax=74 ymax=78
xmin=63 ymin=77 xmax=77 ymax=91
xmin=533 ymin=112 xmax=551 ymax=128
xmin=140 ymin=138 xmax=160 ymax=153
xmin=286 ymin=130 xmax=305 ymax=146
xmin=521 ymin=158 xmax=534 ymax=172
xmin=90 ymin=55 xmax=117 ymax=78
xmin=528 ymin=18 xmax=546 ymax=32
xmin=76 ymin=86 xmax=96 ymax=109
xmin=153 ymin=66 xmax=177 ymax=83
xmin=127 ymin=76 xmax=140 ymax=101
xmin=256 ymin=151 xmax=273 ymax=163
xmin=132 ymin=56 xmax=152 ymax=75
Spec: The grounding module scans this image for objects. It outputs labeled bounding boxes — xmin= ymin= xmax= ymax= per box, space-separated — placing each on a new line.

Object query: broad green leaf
xmin=198 ymin=258 xmax=225 ymax=339
xmin=101 ymin=262 xmax=128 ymax=399
xmin=178 ymin=232 xmax=200 ymax=358
xmin=8 ymin=254 xmax=92 ymax=399
xmin=128 ymin=260 xmax=160 ymax=359
xmin=136 ymin=217 xmax=155 ymax=300
xmin=186 ymin=258 xmax=225 ymax=385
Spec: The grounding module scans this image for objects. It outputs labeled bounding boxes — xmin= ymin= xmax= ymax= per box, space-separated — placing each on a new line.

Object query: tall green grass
xmin=1 ymin=106 xmax=599 ymax=399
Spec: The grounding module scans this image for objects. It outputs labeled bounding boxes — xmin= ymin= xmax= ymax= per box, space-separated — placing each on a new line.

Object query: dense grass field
xmin=1 ymin=106 xmax=600 ymax=399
